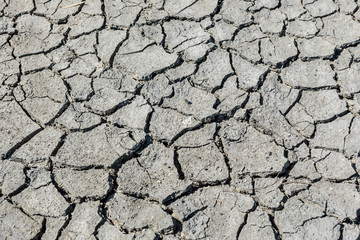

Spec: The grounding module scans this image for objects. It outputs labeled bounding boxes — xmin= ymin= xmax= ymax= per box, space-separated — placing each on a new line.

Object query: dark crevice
xmin=214 ymin=126 xmax=232 ymax=184
xmin=236 ymin=204 xmax=258 ymax=239
xmin=173 ymin=149 xmax=185 ymax=180
xmin=268 ymin=213 xmax=282 ymax=240
xmin=30 ymin=218 xmax=47 ymax=240
xmin=2 ymin=1 xmax=360 ymax=239
xmin=8 ymin=167 xmax=31 ymax=198
xmin=3 ymin=128 xmax=43 ymax=160
xmin=55 ymin=203 xmax=76 ymax=240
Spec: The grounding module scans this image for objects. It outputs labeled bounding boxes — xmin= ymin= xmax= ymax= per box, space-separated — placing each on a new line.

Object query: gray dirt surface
xmin=0 ymin=0 xmax=360 ymax=239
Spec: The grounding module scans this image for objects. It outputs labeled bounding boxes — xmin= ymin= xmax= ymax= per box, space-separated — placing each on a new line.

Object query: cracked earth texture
xmin=1 ymin=0 xmax=360 ymax=239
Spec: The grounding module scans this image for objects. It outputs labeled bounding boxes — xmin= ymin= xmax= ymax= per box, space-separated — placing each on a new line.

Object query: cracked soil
xmin=1 ymin=0 xmax=360 ymax=239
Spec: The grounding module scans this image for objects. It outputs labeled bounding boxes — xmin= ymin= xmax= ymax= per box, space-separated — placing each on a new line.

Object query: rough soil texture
xmin=1 ymin=0 xmax=360 ymax=239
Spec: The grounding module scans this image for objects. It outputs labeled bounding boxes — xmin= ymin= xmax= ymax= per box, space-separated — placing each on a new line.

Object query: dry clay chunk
xmin=0 ymin=160 xmax=26 ymax=195
xmin=117 ymin=143 xmax=191 ymax=203
xmin=221 ymin=120 xmax=288 ymax=176
xmin=191 ymin=49 xmax=233 ymax=91
xmin=170 ymin=186 xmax=255 ymax=239
xmin=59 ymin=201 xmax=102 ymax=240
xmin=107 ymin=192 xmax=174 ymax=233
xmin=299 ymin=181 xmax=360 ymax=220
xmin=177 ymin=143 xmax=229 ymax=182
xmin=54 ymin=168 xmax=111 ymax=200
xmin=150 ymin=107 xmax=200 ymax=142
xmin=12 ymin=128 xmax=63 ymax=164
xmin=162 ymin=80 xmax=218 ymax=120
xmin=282 ymin=60 xmax=336 ymax=88
xmin=11 ymin=15 xmax=64 ymax=56
xmin=54 ymin=125 xmax=145 ymax=167
xmin=12 ymin=184 xmax=69 ymax=217
xmin=17 ymin=70 xmax=67 ymax=124
xmin=164 ymin=0 xmax=218 ymax=19
xmin=0 ymin=101 xmax=39 ymax=157
xmin=239 ymin=209 xmax=277 ymax=239
xmin=0 ymin=200 xmax=43 ymax=239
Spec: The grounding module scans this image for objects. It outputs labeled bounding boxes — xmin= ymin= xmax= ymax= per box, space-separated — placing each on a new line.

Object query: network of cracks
xmin=1 ymin=0 xmax=360 ymax=239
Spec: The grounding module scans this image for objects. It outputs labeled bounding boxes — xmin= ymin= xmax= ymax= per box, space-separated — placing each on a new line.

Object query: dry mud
xmin=1 ymin=0 xmax=360 ymax=239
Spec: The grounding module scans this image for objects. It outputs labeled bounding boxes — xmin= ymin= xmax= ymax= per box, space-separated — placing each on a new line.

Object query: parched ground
xmin=1 ymin=0 xmax=360 ymax=239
